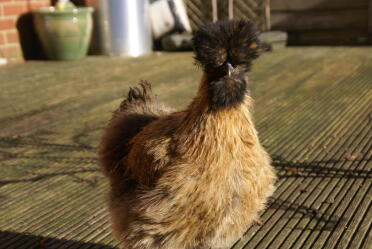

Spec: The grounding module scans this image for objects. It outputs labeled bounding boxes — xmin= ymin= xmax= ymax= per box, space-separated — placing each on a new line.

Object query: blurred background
xmin=0 ymin=0 xmax=371 ymax=64
xmin=0 ymin=2 xmax=370 ymax=249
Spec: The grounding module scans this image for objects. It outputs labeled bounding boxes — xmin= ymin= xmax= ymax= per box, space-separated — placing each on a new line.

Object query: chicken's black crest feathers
xmin=193 ymin=20 xmax=261 ymax=72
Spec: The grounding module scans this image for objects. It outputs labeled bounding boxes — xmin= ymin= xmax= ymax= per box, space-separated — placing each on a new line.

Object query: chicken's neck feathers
xmin=178 ymin=82 xmax=260 ymax=161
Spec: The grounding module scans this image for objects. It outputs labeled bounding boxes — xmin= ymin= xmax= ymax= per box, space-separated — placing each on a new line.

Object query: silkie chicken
xmin=99 ymin=20 xmax=276 ymax=249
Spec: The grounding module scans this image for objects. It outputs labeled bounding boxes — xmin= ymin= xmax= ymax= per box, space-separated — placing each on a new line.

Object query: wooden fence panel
xmin=369 ymin=0 xmax=372 ymax=33
xmin=270 ymin=0 xmax=371 ymax=45
xmin=271 ymin=0 xmax=367 ymax=11
xmin=185 ymin=0 xmax=213 ymax=30
xmin=185 ymin=0 xmax=267 ymax=31
xmin=234 ymin=0 xmax=267 ymax=30
xmin=272 ymin=9 xmax=368 ymax=31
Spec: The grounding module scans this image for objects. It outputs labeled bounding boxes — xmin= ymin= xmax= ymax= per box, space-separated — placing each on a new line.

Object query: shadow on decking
xmin=0 ymin=130 xmax=367 ymax=236
xmin=0 ymin=134 xmax=371 ymax=189
xmin=0 ymin=150 xmax=97 ymax=165
xmin=272 ymin=156 xmax=372 ymax=179
xmin=268 ymin=198 xmax=343 ymax=231
xmin=0 ymin=168 xmax=100 ymax=187
xmin=0 ymin=136 xmax=95 ymax=152
xmin=0 ymin=230 xmax=116 ymax=249
xmin=1 ymin=135 xmax=371 ymax=179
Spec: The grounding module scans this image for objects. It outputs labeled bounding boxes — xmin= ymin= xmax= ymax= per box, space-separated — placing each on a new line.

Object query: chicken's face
xmin=203 ymin=41 xmax=263 ymax=109
xmin=206 ymin=62 xmax=248 ymax=109
xmin=193 ymin=20 xmax=264 ymax=109
xmin=193 ymin=20 xmax=264 ymax=74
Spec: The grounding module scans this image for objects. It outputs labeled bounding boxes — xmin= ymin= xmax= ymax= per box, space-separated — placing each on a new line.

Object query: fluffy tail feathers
xmin=118 ymin=81 xmax=150 ymax=112
xmin=99 ymin=81 xmax=171 ymax=183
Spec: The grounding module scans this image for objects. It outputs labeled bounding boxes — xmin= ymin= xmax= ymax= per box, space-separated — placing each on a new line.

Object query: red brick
xmin=29 ymin=2 xmax=50 ymax=10
xmin=6 ymin=30 xmax=19 ymax=43
xmin=30 ymin=0 xmax=51 ymax=5
xmin=0 ymin=44 xmax=22 ymax=58
xmin=0 ymin=33 xmax=5 ymax=45
xmin=85 ymin=0 xmax=94 ymax=6
xmin=30 ymin=0 xmax=51 ymax=3
xmin=3 ymin=3 xmax=28 ymax=16
xmin=0 ymin=19 xmax=15 ymax=30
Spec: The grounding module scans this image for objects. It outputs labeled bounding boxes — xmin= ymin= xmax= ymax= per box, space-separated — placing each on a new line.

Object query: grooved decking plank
xmin=232 ymin=51 xmax=372 ymax=248
xmin=267 ymin=95 xmax=372 ymax=249
xmin=0 ymin=47 xmax=371 ymax=249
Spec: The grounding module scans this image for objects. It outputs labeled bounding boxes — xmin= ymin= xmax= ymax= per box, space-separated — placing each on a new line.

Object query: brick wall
xmin=0 ymin=0 xmax=51 ymax=63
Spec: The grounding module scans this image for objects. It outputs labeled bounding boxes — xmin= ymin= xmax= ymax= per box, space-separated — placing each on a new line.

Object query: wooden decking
xmin=0 ymin=47 xmax=371 ymax=249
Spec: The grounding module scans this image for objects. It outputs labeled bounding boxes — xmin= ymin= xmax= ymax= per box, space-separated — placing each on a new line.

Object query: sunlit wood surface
xmin=0 ymin=47 xmax=371 ymax=249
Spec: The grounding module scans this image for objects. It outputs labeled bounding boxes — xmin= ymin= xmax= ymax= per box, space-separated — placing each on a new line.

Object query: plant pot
xmin=33 ymin=7 xmax=94 ymax=60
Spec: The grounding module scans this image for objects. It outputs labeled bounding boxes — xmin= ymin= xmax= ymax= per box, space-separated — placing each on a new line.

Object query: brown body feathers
xmin=99 ymin=20 xmax=276 ymax=249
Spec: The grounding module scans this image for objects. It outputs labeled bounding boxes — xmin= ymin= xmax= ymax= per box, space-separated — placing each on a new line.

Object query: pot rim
xmin=32 ymin=6 xmax=94 ymax=15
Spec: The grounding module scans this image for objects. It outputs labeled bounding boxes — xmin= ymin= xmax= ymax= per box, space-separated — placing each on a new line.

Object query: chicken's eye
xmin=216 ymin=49 xmax=227 ymax=66
xmin=249 ymin=42 xmax=258 ymax=49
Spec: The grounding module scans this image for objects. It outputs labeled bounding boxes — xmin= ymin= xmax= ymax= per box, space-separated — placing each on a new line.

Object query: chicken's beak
xmin=227 ymin=63 xmax=234 ymax=77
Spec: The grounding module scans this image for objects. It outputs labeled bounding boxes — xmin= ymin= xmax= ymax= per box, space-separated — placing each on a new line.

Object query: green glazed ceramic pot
xmin=33 ymin=7 xmax=94 ymax=60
